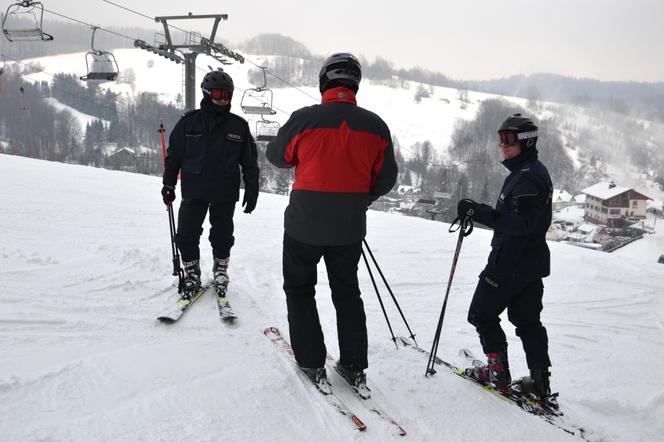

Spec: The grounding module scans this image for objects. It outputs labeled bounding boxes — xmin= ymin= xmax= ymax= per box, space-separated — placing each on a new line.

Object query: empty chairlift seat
xmin=2 ymin=1 xmax=54 ymax=42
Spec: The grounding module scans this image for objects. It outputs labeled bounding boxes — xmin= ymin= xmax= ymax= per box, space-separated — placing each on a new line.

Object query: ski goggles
xmin=498 ymin=132 xmax=519 ymax=146
xmin=498 ymin=130 xmax=538 ymax=146
xmin=203 ymin=88 xmax=232 ymax=101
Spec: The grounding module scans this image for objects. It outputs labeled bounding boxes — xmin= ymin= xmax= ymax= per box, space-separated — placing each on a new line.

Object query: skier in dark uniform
xmin=456 ymin=114 xmax=555 ymax=402
xmin=266 ymin=53 xmax=398 ymax=394
xmin=161 ymin=69 xmax=259 ymax=298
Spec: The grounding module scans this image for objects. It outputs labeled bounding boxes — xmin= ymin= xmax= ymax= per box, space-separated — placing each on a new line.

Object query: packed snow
xmin=1 ymin=153 xmax=663 ymax=441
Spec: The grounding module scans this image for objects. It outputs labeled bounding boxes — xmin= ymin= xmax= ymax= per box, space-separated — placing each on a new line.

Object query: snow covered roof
xmin=553 ymin=189 xmax=573 ymax=203
xmin=582 ymin=181 xmax=631 ymax=200
xmin=110 ymin=147 xmax=136 ymax=157
xmin=574 ymin=194 xmax=586 ymax=203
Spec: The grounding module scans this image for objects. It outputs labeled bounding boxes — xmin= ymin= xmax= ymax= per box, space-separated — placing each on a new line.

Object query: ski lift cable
xmin=99 ymin=0 xmax=319 ymax=103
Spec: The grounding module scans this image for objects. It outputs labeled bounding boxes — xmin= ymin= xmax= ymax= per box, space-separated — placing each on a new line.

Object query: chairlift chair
xmin=80 ymin=27 xmax=119 ymax=82
xmin=255 ymin=116 xmax=280 ymax=142
xmin=241 ymin=66 xmax=276 ymax=116
xmin=2 ymin=1 xmax=53 ymax=42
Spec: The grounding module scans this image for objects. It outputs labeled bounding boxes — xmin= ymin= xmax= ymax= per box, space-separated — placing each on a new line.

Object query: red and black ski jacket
xmin=267 ymin=87 xmax=398 ymax=245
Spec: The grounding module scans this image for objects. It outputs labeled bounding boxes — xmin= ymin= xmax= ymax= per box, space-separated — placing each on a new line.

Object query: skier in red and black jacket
xmin=266 ymin=53 xmax=397 ymax=392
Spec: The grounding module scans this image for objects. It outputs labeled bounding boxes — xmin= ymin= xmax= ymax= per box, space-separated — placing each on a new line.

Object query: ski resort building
xmin=581 ymin=181 xmax=650 ymax=227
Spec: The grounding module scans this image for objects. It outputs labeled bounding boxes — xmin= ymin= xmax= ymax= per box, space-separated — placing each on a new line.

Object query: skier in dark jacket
xmin=456 ymin=114 xmax=554 ymax=401
xmin=161 ymin=70 xmax=259 ymax=297
xmin=266 ymin=53 xmax=398 ymax=394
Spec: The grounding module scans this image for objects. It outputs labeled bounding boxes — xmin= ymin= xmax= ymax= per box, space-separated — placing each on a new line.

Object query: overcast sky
xmin=45 ymin=0 xmax=663 ymax=82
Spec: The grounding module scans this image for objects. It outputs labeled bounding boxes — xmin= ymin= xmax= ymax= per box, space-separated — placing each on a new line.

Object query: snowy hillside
xmin=1 ymin=153 xmax=663 ymax=441
xmin=17 ymin=49 xmax=664 ymax=201
xmin=18 ymin=49 xmax=516 ymax=162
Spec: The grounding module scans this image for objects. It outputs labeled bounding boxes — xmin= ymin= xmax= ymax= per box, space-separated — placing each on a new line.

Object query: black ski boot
xmin=335 ymin=362 xmax=371 ymax=399
xmin=299 ymin=366 xmax=331 ymax=395
xmin=465 ymin=351 xmax=512 ymax=392
xmin=511 ymin=368 xmax=558 ymax=408
xmin=212 ymin=257 xmax=230 ymax=293
xmin=182 ymin=260 xmax=202 ymax=299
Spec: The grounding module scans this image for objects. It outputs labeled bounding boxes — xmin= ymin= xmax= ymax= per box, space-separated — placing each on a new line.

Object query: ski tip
xmin=157 ymin=317 xmax=176 ymax=324
xmin=263 ymin=326 xmax=280 ymax=336
xmin=351 ymin=415 xmax=367 ymax=431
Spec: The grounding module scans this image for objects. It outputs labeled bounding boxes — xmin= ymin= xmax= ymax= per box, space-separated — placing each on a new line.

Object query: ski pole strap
xmin=449 ymin=216 xmax=474 ymax=236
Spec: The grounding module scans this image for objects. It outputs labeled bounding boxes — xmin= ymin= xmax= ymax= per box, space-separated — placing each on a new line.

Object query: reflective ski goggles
xmin=203 ymin=88 xmax=232 ymax=101
xmin=498 ymin=131 xmax=519 ymax=146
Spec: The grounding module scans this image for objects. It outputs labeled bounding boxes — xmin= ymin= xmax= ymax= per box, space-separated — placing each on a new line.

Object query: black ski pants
xmin=467 ymin=270 xmax=551 ymax=369
xmin=282 ymin=233 xmax=368 ymax=371
xmin=175 ymin=199 xmax=236 ymax=263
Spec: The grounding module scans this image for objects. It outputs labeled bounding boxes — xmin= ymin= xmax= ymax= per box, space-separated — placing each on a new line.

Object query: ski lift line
xmin=98 ymin=0 xmax=319 ymax=104
xmin=41 ymin=7 xmax=135 ymax=42
xmin=100 ymin=0 xmax=153 ymax=21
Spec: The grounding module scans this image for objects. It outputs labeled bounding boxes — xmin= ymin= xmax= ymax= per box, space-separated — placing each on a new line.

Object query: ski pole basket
xmin=2 ymin=1 xmax=54 ymax=42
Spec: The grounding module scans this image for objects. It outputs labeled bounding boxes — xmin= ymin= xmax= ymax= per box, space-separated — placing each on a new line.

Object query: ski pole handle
xmin=449 ymin=216 xmax=473 ymax=236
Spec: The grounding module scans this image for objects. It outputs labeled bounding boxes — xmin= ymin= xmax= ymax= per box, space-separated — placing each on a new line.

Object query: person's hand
xmin=242 ymin=189 xmax=258 ymax=214
xmin=161 ymin=185 xmax=176 ymax=205
xmin=457 ymin=199 xmax=477 ymax=220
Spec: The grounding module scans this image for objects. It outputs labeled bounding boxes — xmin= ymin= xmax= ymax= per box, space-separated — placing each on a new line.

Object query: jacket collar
xmin=200 ymin=97 xmax=231 ymax=118
xmin=321 ymin=86 xmax=357 ymax=105
xmin=502 ymin=146 xmax=539 ymax=172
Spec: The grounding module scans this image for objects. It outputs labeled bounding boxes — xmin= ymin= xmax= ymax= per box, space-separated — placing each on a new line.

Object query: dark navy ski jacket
xmin=163 ymin=99 xmax=259 ymax=202
xmin=266 ymin=87 xmax=398 ymax=245
xmin=471 ymin=147 xmax=553 ymax=278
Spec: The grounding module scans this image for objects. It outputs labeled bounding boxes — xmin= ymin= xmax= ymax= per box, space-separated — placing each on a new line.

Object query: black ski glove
xmin=457 ymin=199 xmax=477 ymax=220
xmin=161 ymin=185 xmax=176 ymax=205
xmin=242 ymin=188 xmax=258 ymax=214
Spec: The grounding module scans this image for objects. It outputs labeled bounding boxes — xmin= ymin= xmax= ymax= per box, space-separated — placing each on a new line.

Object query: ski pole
xmin=160 ymin=119 xmax=185 ymax=293
xmin=425 ymin=215 xmax=473 ymax=377
xmin=361 ymin=248 xmax=398 ymax=349
xmin=362 ymin=239 xmax=418 ymax=347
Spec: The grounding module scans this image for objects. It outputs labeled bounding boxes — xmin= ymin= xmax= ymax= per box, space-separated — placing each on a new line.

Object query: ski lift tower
xmin=150 ymin=12 xmax=244 ymax=111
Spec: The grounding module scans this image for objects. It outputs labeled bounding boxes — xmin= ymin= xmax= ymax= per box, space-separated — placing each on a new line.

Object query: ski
xmin=458 ymin=348 xmax=561 ymax=416
xmin=327 ymin=359 xmax=407 ymax=437
xmin=263 ymin=326 xmax=367 ymax=432
xmin=215 ymin=285 xmax=238 ymax=323
xmin=396 ymin=336 xmax=589 ymax=440
xmin=156 ymin=285 xmax=208 ymax=324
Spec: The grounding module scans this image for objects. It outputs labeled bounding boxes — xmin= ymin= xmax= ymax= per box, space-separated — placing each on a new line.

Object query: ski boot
xmin=465 ymin=350 xmax=511 ymax=392
xmin=335 ymin=362 xmax=371 ymax=399
xmin=511 ymin=368 xmax=558 ymax=410
xmin=181 ymin=260 xmax=202 ymax=301
xmin=212 ymin=257 xmax=230 ymax=294
xmin=299 ymin=366 xmax=331 ymax=395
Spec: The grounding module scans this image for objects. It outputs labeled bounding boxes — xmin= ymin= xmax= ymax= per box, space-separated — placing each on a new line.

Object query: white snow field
xmin=1 ymin=153 xmax=663 ymax=441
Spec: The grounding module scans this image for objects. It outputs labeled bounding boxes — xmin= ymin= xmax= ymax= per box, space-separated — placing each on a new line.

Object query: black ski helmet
xmin=498 ymin=113 xmax=538 ymax=149
xmin=201 ymin=69 xmax=234 ymax=98
xmin=319 ymin=53 xmax=362 ymax=93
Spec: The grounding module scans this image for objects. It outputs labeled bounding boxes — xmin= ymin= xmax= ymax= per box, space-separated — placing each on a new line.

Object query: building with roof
xmin=581 ymin=181 xmax=650 ymax=227
xmin=552 ymin=189 xmax=574 ymax=210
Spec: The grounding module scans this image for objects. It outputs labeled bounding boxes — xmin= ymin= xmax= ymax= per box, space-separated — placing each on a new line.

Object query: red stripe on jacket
xmin=283 ymin=87 xmax=390 ymax=193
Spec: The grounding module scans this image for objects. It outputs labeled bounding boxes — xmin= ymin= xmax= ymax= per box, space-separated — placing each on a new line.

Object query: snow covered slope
xmin=19 ymin=49 xmax=505 ymax=162
xmin=1 ymin=154 xmax=662 ymax=441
